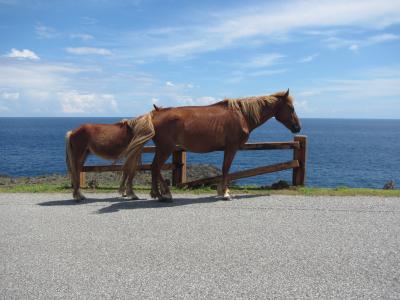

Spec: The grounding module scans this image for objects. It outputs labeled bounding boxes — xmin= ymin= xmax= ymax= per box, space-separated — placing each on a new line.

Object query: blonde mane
xmin=120 ymin=112 xmax=155 ymax=162
xmin=225 ymin=95 xmax=278 ymax=126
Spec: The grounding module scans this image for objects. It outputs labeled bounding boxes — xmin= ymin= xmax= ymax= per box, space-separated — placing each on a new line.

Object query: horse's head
xmin=274 ymin=89 xmax=301 ymax=133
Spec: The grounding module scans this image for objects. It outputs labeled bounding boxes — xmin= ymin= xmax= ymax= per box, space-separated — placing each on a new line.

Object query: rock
xmin=271 ymin=180 xmax=290 ymax=190
xmin=1 ymin=164 xmax=222 ymax=188
xmin=87 ymin=178 xmax=99 ymax=189
xmin=186 ymin=164 xmax=221 ymax=181
xmin=383 ymin=180 xmax=395 ymax=190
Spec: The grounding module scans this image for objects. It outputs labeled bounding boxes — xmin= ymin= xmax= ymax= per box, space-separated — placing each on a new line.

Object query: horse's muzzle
xmin=291 ymin=124 xmax=301 ymax=133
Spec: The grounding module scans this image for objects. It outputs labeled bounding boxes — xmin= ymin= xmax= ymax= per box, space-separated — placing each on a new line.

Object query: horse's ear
xmin=284 ymin=89 xmax=289 ymax=98
xmin=153 ymin=104 xmax=160 ymax=111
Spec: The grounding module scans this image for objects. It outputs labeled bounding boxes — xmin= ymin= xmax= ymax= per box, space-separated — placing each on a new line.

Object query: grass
xmin=1 ymin=183 xmax=400 ymax=197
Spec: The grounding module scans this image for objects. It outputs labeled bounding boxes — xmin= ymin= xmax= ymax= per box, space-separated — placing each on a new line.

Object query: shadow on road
xmin=38 ymin=197 xmax=124 ymax=206
xmin=38 ymin=194 xmax=261 ymax=213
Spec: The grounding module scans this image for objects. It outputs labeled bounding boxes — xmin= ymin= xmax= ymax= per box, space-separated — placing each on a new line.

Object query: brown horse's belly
xmin=178 ymin=133 xmax=225 ymax=153
xmin=88 ymin=144 xmax=126 ymax=160
xmin=86 ymin=124 xmax=131 ymax=160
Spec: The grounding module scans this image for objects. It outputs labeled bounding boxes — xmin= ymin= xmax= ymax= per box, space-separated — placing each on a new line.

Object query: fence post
xmin=80 ymin=171 xmax=86 ymax=188
xmin=292 ymin=135 xmax=307 ymax=186
xmin=172 ymin=150 xmax=187 ymax=186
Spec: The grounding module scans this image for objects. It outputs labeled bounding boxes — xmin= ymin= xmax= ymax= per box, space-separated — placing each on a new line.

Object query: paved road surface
xmin=1 ymin=193 xmax=400 ymax=299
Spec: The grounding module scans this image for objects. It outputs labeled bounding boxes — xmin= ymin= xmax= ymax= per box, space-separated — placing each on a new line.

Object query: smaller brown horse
xmin=65 ymin=114 xmax=154 ymax=201
xmin=139 ymin=89 xmax=301 ymax=201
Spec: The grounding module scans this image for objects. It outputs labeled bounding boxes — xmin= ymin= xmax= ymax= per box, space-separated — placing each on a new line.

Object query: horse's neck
xmin=247 ymin=100 xmax=279 ymax=131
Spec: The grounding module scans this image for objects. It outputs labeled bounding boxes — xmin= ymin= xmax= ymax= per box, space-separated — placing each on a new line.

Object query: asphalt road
xmin=1 ymin=192 xmax=400 ymax=299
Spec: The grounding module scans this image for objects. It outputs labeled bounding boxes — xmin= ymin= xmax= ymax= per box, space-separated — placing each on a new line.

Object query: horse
xmin=65 ymin=114 xmax=154 ymax=201
xmin=126 ymin=89 xmax=301 ymax=201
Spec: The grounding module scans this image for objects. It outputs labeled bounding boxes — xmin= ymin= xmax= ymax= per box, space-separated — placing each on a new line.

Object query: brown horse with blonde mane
xmin=147 ymin=89 xmax=301 ymax=201
xmin=65 ymin=114 xmax=154 ymax=201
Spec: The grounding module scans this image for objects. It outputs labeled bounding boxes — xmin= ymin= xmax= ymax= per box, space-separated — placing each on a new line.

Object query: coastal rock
xmin=383 ymin=180 xmax=395 ymax=190
xmin=271 ymin=180 xmax=290 ymax=190
xmin=0 ymin=164 xmax=222 ymax=188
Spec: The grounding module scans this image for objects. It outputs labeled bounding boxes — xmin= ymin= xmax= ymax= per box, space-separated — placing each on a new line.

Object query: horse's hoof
xmin=150 ymin=190 xmax=159 ymax=199
xmin=73 ymin=192 xmax=86 ymax=202
xmin=118 ymin=187 xmax=126 ymax=196
xmin=161 ymin=192 xmax=172 ymax=200
xmin=158 ymin=197 xmax=173 ymax=203
xmin=127 ymin=194 xmax=139 ymax=200
xmin=222 ymin=195 xmax=232 ymax=201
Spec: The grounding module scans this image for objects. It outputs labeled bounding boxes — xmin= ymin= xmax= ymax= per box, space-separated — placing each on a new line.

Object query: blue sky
xmin=0 ymin=0 xmax=400 ymax=118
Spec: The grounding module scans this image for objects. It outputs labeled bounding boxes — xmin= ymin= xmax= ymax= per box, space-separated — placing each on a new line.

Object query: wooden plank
xmin=240 ymin=142 xmax=299 ymax=150
xmin=142 ymin=145 xmax=185 ymax=153
xmin=292 ymin=135 xmax=307 ymax=186
xmin=141 ymin=141 xmax=299 ymax=153
xmin=142 ymin=146 xmax=156 ymax=153
xmin=180 ymin=160 xmax=299 ymax=188
xmin=172 ymin=150 xmax=187 ymax=186
xmin=82 ymin=163 xmax=174 ymax=172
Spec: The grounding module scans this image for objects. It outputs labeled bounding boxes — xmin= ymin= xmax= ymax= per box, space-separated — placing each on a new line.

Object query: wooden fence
xmin=80 ymin=135 xmax=307 ymax=188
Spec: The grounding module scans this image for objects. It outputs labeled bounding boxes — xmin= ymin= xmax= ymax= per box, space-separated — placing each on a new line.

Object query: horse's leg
xmin=118 ymin=171 xmax=128 ymax=196
xmin=124 ymin=170 xmax=139 ymax=200
xmin=219 ymin=147 xmax=238 ymax=200
xmin=158 ymin=172 xmax=172 ymax=200
xmin=151 ymin=149 xmax=173 ymax=202
xmin=73 ymin=148 xmax=88 ymax=202
xmin=120 ymin=153 xmax=138 ymax=199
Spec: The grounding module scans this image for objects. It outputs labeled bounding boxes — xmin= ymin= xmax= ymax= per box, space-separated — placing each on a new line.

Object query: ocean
xmin=0 ymin=117 xmax=399 ymax=188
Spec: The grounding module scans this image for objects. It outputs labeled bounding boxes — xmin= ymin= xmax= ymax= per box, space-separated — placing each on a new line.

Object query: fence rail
xmin=80 ymin=135 xmax=307 ymax=188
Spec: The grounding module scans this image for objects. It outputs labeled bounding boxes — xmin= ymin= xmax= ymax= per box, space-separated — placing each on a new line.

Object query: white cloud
xmin=196 ymin=96 xmax=217 ymax=105
xmin=0 ymin=61 xmax=92 ymax=90
xmin=300 ymin=77 xmax=400 ymax=100
xmin=35 ymin=24 xmax=59 ymax=39
xmin=243 ymin=53 xmax=284 ymax=68
xmin=70 ymin=33 xmax=94 ymax=41
xmin=1 ymin=91 xmax=19 ymax=100
xmin=368 ymin=33 xmax=399 ymax=43
xmin=5 ymin=48 xmax=40 ymax=60
xmin=25 ymin=90 xmax=50 ymax=101
xmin=66 ymin=47 xmax=112 ymax=56
xmin=129 ymin=0 xmax=400 ymax=59
xmin=250 ymin=69 xmax=287 ymax=77
xmin=175 ymin=96 xmax=218 ymax=106
xmin=59 ymin=91 xmax=118 ymax=113
xmin=325 ymin=33 xmax=399 ymax=51
xmin=299 ymin=53 xmax=319 ymax=63
xmin=295 ymin=65 xmax=400 ymax=118
xmin=349 ymin=44 xmax=359 ymax=52
xmin=325 ymin=78 xmax=400 ymax=98
xmin=165 ymin=81 xmax=174 ymax=87
xmin=294 ymin=100 xmax=310 ymax=113
xmin=151 ymin=97 xmax=159 ymax=104
xmin=298 ymin=90 xmax=321 ymax=97
xmin=0 ymin=105 xmax=10 ymax=112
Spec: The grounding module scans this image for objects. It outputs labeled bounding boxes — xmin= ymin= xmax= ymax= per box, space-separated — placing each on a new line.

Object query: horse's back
xmin=70 ymin=122 xmax=133 ymax=159
xmin=152 ymin=104 xmax=249 ymax=152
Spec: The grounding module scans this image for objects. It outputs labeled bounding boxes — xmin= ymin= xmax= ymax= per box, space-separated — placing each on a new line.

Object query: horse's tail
xmin=122 ymin=113 xmax=155 ymax=174
xmin=65 ymin=130 xmax=76 ymax=184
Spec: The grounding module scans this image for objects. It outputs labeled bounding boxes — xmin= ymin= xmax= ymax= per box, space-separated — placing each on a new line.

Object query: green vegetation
xmin=1 ymin=183 xmax=399 ymax=197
